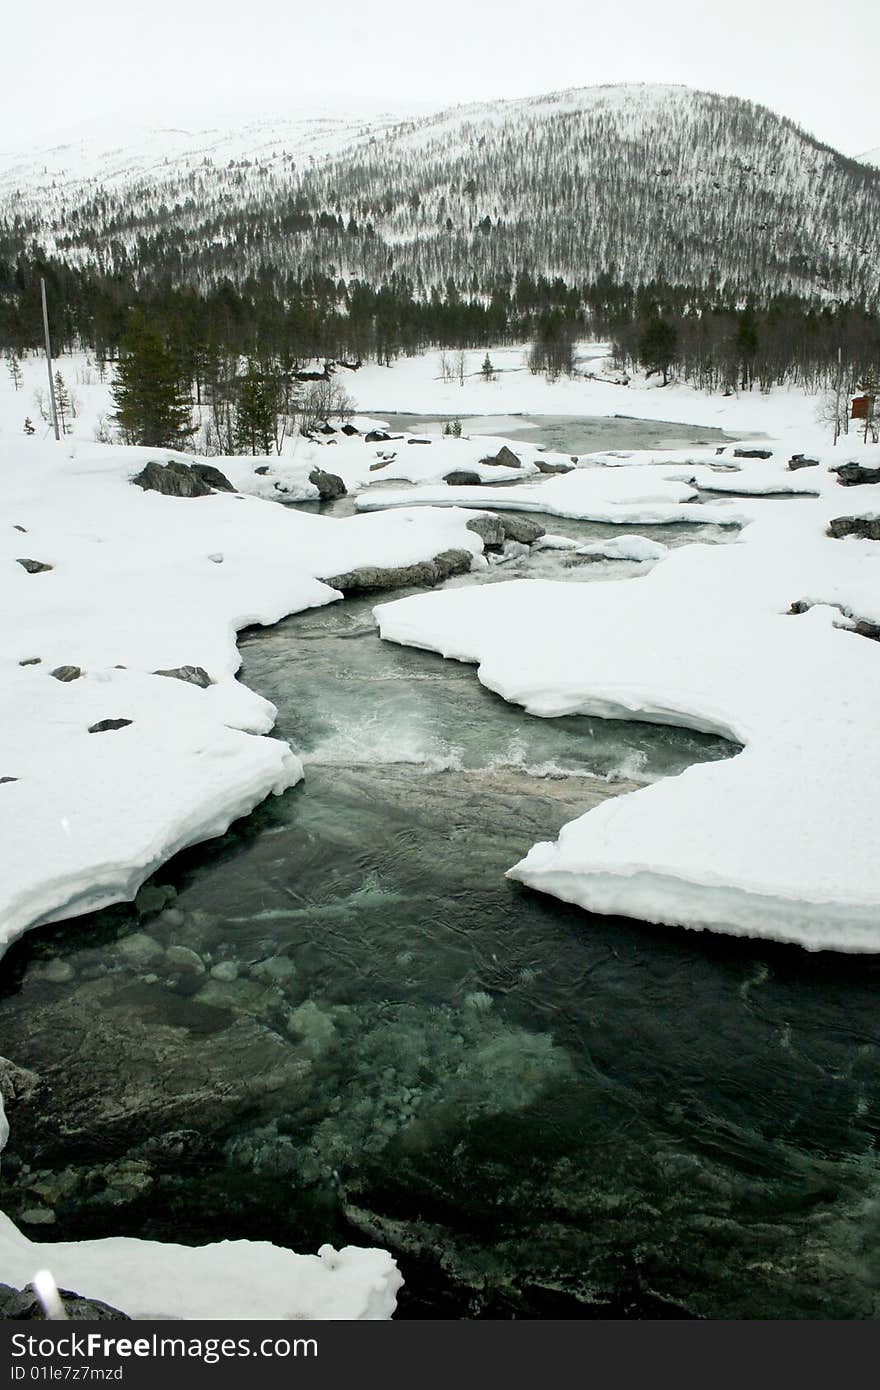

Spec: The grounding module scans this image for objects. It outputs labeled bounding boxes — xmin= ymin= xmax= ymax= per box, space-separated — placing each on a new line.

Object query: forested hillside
xmin=1 ymin=84 xmax=879 ymax=404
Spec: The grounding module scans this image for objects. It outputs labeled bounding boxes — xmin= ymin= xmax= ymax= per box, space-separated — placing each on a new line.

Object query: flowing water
xmin=1 ymin=417 xmax=878 ymax=1319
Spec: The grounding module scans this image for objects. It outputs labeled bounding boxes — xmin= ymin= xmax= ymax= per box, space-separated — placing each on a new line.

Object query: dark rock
xmin=50 ymin=666 xmax=82 ymax=682
xmin=317 ymin=421 xmax=337 ymax=435
xmin=153 ymin=665 xmax=212 ymax=688
xmin=323 ymin=548 xmax=472 ymax=594
xmin=834 ymin=463 xmax=880 ymax=486
xmin=341 ymin=423 xmax=360 ymax=435
xmin=13 ymin=524 xmax=27 ymax=532
xmin=479 ymin=445 xmax=521 ymax=468
xmin=308 ymin=467 xmax=347 ymax=500
xmin=444 ymin=471 xmax=482 ymax=486
xmin=0 ymin=1283 xmax=130 ymax=1321
xmin=788 ymin=454 xmax=820 ymax=470
xmin=369 ymin=460 xmax=391 ymax=472
xmin=364 ymin=430 xmax=391 ymax=443
xmin=19 ymin=658 xmax=41 ymax=666
xmin=790 ymin=599 xmax=880 ymax=642
xmin=534 ymin=458 xmax=574 ymax=474
xmin=191 ymin=464 xmax=235 ymax=492
xmin=88 ymin=719 xmax=133 ymax=733
xmin=16 ymin=558 xmax=53 ymax=574
xmin=828 ymin=516 xmax=880 ymax=540
xmin=254 ymin=465 xmax=270 ymax=476
xmin=466 ymin=515 xmax=506 ymax=548
xmin=132 ymin=461 xmax=232 ymax=498
xmin=500 ymin=515 xmax=545 ymax=544
xmin=0 ymin=777 xmax=18 ymax=785
xmin=733 ymin=448 xmax=773 ymax=459
xmin=407 ymin=437 xmax=432 ymax=445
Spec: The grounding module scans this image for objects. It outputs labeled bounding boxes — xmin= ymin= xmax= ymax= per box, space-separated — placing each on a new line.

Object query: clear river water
xmin=1 ymin=416 xmax=878 ymax=1319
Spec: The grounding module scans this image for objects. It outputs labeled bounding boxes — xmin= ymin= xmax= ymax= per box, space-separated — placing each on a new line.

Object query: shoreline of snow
xmin=375 ymin=436 xmax=880 ymax=953
xmin=0 ymin=439 xmax=488 ymax=958
xmin=0 ymin=1210 xmax=402 ymax=1321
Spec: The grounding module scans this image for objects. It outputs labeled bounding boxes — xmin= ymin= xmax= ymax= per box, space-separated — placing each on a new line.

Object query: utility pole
xmin=833 ymin=346 xmax=842 ymax=448
xmin=40 ymin=277 xmax=60 ymax=440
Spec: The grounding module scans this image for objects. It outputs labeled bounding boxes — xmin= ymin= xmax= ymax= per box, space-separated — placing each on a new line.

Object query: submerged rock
xmin=444 ymin=470 xmax=482 ymax=486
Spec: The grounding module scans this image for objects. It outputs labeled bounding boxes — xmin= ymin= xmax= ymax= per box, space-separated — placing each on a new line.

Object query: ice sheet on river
xmin=376 ymin=442 xmax=880 ymax=951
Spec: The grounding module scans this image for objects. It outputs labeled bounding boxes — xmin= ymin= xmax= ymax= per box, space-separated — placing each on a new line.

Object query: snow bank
xmin=355 ymin=466 xmax=749 ymax=527
xmin=375 ymin=438 xmax=880 ymax=952
xmin=0 ymin=1213 xmax=402 ymax=1319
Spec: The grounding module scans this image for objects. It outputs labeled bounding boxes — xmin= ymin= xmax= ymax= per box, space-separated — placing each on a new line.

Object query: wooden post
xmin=40 ymin=277 xmax=60 ymax=441
xmin=833 ymin=347 xmax=842 ymax=447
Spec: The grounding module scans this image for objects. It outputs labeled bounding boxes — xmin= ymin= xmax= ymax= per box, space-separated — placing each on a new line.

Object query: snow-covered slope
xmin=3 ymin=85 xmax=878 ymax=303
xmin=857 ymin=147 xmax=880 ymax=168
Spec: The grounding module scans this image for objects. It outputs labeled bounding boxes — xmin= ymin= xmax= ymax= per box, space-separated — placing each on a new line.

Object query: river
xmin=1 ymin=416 xmax=878 ymax=1319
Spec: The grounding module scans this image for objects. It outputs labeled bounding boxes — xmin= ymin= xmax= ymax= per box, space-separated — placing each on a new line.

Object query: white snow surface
xmin=0 ymin=1211 xmax=402 ymax=1320
xmin=0 ymin=436 xmax=484 ymax=954
xmin=355 ymin=466 xmax=749 ymax=527
xmin=375 ymin=437 xmax=880 ymax=952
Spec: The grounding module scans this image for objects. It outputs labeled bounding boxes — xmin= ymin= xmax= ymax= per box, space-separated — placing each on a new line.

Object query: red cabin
xmin=851 ymin=395 xmax=872 ymax=420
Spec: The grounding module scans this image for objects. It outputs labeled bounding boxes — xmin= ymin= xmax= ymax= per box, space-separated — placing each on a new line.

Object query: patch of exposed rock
xmin=827 ymin=515 xmax=880 ymax=540
xmin=132 ymin=461 xmax=234 ymax=497
xmin=0 ymin=1283 xmax=131 ymax=1321
xmin=479 ymin=445 xmax=521 ymax=468
xmin=153 ymin=665 xmax=212 ymax=688
xmin=308 ymin=467 xmax=347 ymax=500
xmin=16 ymin=559 xmax=53 ymax=574
xmin=323 ymin=549 xmax=473 ymax=593
xmin=833 ymin=463 xmax=880 ymax=486
xmin=788 ymin=454 xmax=820 ymax=470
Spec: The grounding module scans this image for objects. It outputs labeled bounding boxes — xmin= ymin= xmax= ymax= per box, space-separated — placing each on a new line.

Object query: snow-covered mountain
xmin=2 ymin=84 xmax=879 ymax=303
xmin=857 ymin=147 xmax=880 ymax=168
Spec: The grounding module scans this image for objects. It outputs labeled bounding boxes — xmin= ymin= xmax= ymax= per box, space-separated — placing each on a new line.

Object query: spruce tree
xmin=638 ymin=317 xmax=678 ymax=386
xmin=234 ymin=362 xmax=276 ymax=455
xmin=111 ymin=313 xmax=194 ymax=447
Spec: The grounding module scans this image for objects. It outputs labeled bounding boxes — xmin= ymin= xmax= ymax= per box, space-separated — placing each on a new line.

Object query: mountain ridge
xmin=2 ymin=83 xmax=879 ymax=307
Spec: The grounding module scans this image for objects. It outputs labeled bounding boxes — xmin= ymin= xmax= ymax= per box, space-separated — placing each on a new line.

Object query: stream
xmin=1 ymin=416 xmax=879 ymax=1319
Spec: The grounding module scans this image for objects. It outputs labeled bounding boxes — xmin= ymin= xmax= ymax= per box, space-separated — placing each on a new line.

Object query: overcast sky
xmin=2 ymin=0 xmax=876 ymax=156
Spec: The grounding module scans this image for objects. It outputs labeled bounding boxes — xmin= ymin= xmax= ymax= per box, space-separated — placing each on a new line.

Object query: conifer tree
xmin=111 ymin=313 xmax=194 ymax=447
xmin=54 ymin=371 xmax=73 ymax=435
xmin=234 ymin=362 xmax=276 ymax=455
xmin=7 ymin=354 xmax=23 ymax=391
xmin=638 ymin=317 xmax=678 ymax=386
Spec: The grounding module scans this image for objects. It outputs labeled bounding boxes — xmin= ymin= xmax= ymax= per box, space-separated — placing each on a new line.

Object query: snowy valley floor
xmin=1 ymin=352 xmax=880 ymax=1316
